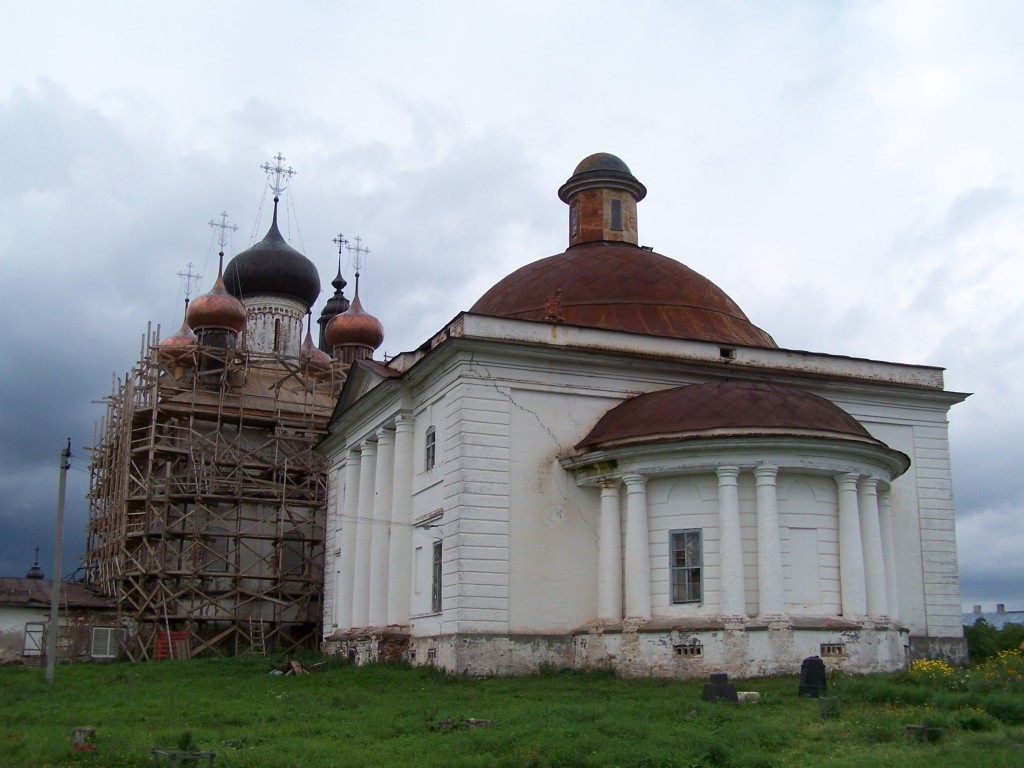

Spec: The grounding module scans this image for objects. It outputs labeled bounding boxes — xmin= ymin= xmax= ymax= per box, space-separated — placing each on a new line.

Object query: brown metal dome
xmin=301 ymin=317 xmax=332 ymax=372
xmin=471 ymin=154 xmax=776 ymax=348
xmin=324 ymin=293 xmax=384 ymax=352
xmin=471 ymin=241 xmax=776 ymax=348
xmin=158 ymin=314 xmax=198 ymax=365
xmin=187 ymin=268 xmax=247 ymax=333
xmin=577 ymin=380 xmax=881 ymax=450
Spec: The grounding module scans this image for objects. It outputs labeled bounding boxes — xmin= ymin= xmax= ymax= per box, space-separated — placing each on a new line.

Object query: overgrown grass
xmin=2 ymin=656 xmax=1024 ymax=767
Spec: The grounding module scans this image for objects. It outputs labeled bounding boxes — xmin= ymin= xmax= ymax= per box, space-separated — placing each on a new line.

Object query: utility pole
xmin=45 ymin=438 xmax=71 ymax=685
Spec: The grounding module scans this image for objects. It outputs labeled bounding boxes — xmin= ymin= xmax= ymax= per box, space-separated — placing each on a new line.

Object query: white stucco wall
xmin=320 ymin=317 xmax=965 ymax=670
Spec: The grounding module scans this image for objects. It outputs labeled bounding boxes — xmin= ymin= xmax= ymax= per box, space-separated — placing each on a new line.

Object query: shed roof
xmin=0 ymin=578 xmax=114 ymax=610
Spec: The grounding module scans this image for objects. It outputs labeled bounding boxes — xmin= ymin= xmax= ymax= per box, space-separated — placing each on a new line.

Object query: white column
xmin=856 ymin=479 xmax=888 ymax=622
xmin=351 ymin=439 xmax=377 ymax=628
xmin=334 ymin=450 xmax=361 ymax=629
xmin=368 ymin=427 xmax=395 ymax=626
xmin=754 ymin=464 xmax=785 ymax=620
xmin=878 ymin=486 xmax=899 ymax=620
xmin=858 ymin=476 xmax=888 ymax=619
xmin=622 ymin=474 xmax=651 ymax=620
xmin=598 ymin=481 xmax=623 ymax=623
xmin=716 ymin=466 xmax=746 ymax=620
xmin=387 ymin=413 xmax=415 ymax=626
xmin=835 ymin=472 xmax=867 ymax=619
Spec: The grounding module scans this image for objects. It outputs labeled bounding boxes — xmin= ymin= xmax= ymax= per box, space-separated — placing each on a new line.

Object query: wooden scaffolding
xmin=86 ymin=325 xmax=339 ymax=660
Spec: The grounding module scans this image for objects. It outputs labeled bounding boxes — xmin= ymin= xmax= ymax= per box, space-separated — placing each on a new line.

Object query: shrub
xmin=905 ymin=658 xmax=957 ymax=686
xmin=951 ymin=705 xmax=998 ymax=732
xmin=964 ymin=618 xmax=1024 ymax=663
xmin=966 ymin=649 xmax=1024 ymax=694
xmin=983 ymin=692 xmax=1024 ymax=725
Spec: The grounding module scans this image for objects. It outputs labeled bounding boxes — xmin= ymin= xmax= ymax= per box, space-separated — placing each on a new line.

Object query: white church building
xmin=319 ymin=153 xmax=967 ymax=677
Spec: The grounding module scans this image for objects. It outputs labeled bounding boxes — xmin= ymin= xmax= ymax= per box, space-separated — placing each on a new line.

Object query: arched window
xmin=205 ymin=526 xmax=230 ymax=574
xmin=280 ymin=533 xmax=305 ymax=577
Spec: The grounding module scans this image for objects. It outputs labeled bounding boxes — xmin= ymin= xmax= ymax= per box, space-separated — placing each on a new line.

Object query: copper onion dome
xmin=301 ymin=314 xmax=332 ymax=372
xmin=470 ymin=154 xmax=776 ymax=349
xmin=324 ymin=293 xmax=384 ymax=352
xmin=158 ymin=304 xmax=198 ymax=364
xmin=317 ymin=259 xmax=351 ymax=351
xmin=187 ymin=256 xmax=247 ymax=333
xmin=223 ymin=200 xmax=321 ymax=309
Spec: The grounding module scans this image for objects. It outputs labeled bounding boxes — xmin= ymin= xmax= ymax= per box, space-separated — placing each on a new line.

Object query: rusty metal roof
xmin=0 ymin=578 xmax=115 ymax=610
xmin=470 ymin=242 xmax=776 ymax=348
xmin=577 ymin=380 xmax=881 ymax=450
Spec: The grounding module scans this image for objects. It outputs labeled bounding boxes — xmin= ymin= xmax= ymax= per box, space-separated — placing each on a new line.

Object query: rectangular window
xmin=610 ymin=199 xmax=623 ymax=231
xmin=670 ymin=529 xmax=703 ymax=604
xmin=431 ymin=540 xmax=442 ymax=613
xmin=424 ymin=426 xmax=436 ymax=471
xmin=91 ymin=627 xmax=118 ymax=659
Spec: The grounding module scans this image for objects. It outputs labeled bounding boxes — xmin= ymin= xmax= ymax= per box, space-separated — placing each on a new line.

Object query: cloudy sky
xmin=1 ymin=1 xmax=1021 ymax=616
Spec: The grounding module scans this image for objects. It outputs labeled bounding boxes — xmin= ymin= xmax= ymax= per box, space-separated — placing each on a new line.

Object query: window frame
xmin=610 ymin=198 xmax=623 ymax=231
xmin=91 ymin=626 xmax=119 ymax=660
xmin=431 ymin=539 xmax=442 ymax=613
xmin=424 ymin=426 xmax=436 ymax=472
xmin=669 ymin=528 xmax=703 ymax=605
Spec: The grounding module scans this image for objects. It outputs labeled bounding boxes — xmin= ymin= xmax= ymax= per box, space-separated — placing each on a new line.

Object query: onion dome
xmin=301 ymin=313 xmax=332 ymax=372
xmin=187 ymin=254 xmax=247 ymax=333
xmin=470 ymin=154 xmax=776 ymax=349
xmin=25 ymin=547 xmax=43 ymax=580
xmin=317 ymin=260 xmax=351 ymax=351
xmin=158 ymin=302 xmax=198 ymax=365
xmin=577 ymin=381 xmax=886 ymax=451
xmin=223 ymin=199 xmax=321 ymax=309
xmin=325 ymin=293 xmax=384 ymax=355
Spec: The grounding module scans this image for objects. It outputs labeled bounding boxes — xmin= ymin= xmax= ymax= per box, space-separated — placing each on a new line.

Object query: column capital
xmin=754 ymin=464 xmax=779 ymax=483
xmin=834 ymin=471 xmax=859 ymax=491
xmin=376 ymin=425 xmax=396 ymax=444
xmin=598 ymin=479 xmax=621 ymax=491
xmin=622 ymin=473 xmax=647 ymax=490
xmin=858 ymin=476 xmax=879 ymax=494
xmin=393 ymin=411 xmax=415 ymax=431
xmin=716 ymin=465 xmax=741 ymax=483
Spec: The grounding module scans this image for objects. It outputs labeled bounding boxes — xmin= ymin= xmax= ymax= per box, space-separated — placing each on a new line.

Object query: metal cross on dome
xmin=348 ymin=235 xmax=370 ymax=275
xmin=177 ymin=262 xmax=202 ymax=301
xmin=260 ymin=152 xmax=296 ymax=197
xmin=208 ymin=211 xmax=238 ymax=251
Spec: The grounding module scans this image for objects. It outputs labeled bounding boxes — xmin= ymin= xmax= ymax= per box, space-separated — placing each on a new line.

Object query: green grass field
xmin=2 ymin=655 xmax=1023 ymax=767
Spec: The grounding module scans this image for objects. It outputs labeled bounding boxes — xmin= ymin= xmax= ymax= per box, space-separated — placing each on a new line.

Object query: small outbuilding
xmin=0 ymin=571 xmax=118 ymax=664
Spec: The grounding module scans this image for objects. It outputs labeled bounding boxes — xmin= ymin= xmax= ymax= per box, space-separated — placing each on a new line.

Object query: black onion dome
xmin=224 ymin=207 xmax=321 ymax=308
xmin=319 ymin=267 xmax=351 ymax=322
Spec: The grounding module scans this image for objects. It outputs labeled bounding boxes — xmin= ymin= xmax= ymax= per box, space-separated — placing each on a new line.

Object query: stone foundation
xmin=325 ymin=619 xmax=921 ymax=678
xmin=908 ymin=635 xmax=968 ymax=666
